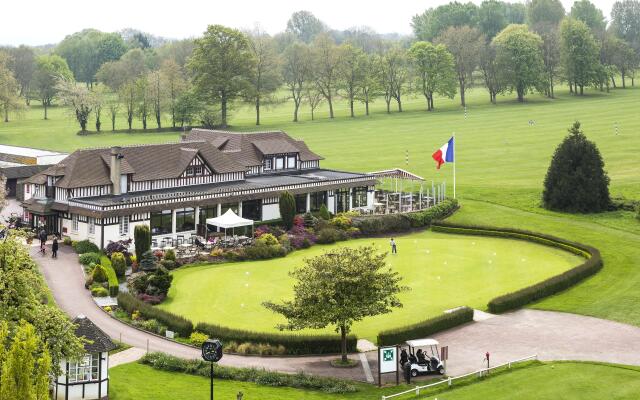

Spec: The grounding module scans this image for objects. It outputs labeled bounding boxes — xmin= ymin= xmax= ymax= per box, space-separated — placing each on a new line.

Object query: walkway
xmin=33 ymin=244 xmax=640 ymax=383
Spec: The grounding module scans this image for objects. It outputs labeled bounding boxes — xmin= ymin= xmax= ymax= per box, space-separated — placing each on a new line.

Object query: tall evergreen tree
xmin=279 ymin=191 xmax=296 ymax=230
xmin=543 ymin=121 xmax=610 ymax=212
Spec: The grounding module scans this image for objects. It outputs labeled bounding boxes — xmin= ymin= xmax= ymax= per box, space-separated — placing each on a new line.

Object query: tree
xmin=136 ymin=75 xmax=150 ymax=130
xmin=607 ymin=35 xmax=636 ymax=88
xmin=436 ymin=26 xmax=484 ymax=106
xmin=611 ymin=0 xmax=640 ymax=53
xmin=377 ymin=47 xmax=408 ymax=113
xmin=304 ymin=84 xmax=324 ymax=120
xmin=570 ymin=0 xmax=606 ymax=36
xmin=32 ymin=55 xmax=73 ymax=119
xmin=493 ymin=24 xmax=546 ymax=101
xmin=409 ymin=41 xmax=457 ymax=111
xmin=247 ymin=31 xmax=282 ymax=125
xmin=337 ymin=44 xmax=365 ymax=117
xmin=189 ymin=25 xmax=255 ymax=127
xmin=56 ymin=79 xmax=94 ymax=132
xmin=479 ymin=42 xmax=503 ymax=103
xmin=282 ymin=42 xmax=312 ymax=122
xmin=358 ymin=52 xmax=382 ymax=116
xmin=0 ymin=52 xmax=22 ymax=123
xmin=6 ymin=45 xmax=36 ymax=104
xmin=543 ymin=121 xmax=610 ymax=212
xmin=106 ymin=92 xmax=121 ymax=131
xmin=263 ymin=246 xmax=408 ymax=363
xmin=478 ymin=0 xmax=508 ymax=39
xmin=560 ymin=18 xmax=601 ymax=95
xmin=174 ymin=89 xmax=202 ymax=127
xmin=526 ymin=0 xmax=566 ymax=27
xmin=286 ymin=11 xmax=327 ymax=43
xmin=532 ymin=22 xmax=561 ymax=98
xmin=147 ymin=71 xmax=163 ymax=129
xmin=159 ymin=59 xmax=187 ymax=128
xmin=134 ymin=225 xmax=151 ymax=262
xmin=92 ymin=86 xmax=105 ymax=132
xmin=412 ymin=2 xmax=479 ymax=41
xmin=279 ymin=191 xmax=296 ymax=230
xmin=312 ymin=34 xmax=342 ymax=118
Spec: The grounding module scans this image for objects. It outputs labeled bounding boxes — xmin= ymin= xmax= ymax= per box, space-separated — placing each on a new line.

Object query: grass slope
xmin=159 ymin=230 xmax=580 ymax=339
xmin=109 ymin=361 xmax=640 ymax=400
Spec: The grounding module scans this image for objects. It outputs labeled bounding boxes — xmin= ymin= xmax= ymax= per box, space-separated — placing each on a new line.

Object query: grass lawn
xmin=109 ymin=361 xmax=640 ymax=400
xmin=159 ymin=230 xmax=581 ymax=339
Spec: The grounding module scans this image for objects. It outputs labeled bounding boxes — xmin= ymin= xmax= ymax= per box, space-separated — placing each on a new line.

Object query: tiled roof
xmin=73 ymin=315 xmax=116 ymax=353
xmin=0 ymin=165 xmax=49 ymax=180
xmin=186 ymin=129 xmax=323 ymax=167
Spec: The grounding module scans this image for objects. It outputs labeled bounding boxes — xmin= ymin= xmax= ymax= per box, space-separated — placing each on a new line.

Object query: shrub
xmin=286 ymin=226 xmax=317 ymax=249
xmin=189 ymin=331 xmax=209 ymax=346
xmin=117 ymin=293 xmax=193 ymax=337
xmin=431 ymin=222 xmax=602 ymax=314
xmin=377 ymin=307 xmax=474 ymax=345
xmin=210 ymin=248 xmax=224 ymax=257
xmin=73 ymin=240 xmax=100 ymax=254
xmin=329 ymin=214 xmax=352 ymax=230
xmin=134 ymin=225 xmax=151 ymax=261
xmin=279 ymin=191 xmax=296 ymax=230
xmin=164 ymin=248 xmax=176 ymax=261
xmin=302 ymin=212 xmax=315 ymax=227
xmin=195 ymin=322 xmax=357 ymax=355
xmin=316 ymin=228 xmax=347 ymax=244
xmin=543 ymin=121 xmax=610 ymax=213
xmin=63 ymin=237 xmax=73 ymax=246
xmin=111 ymin=252 xmax=127 ymax=277
xmin=79 ymin=252 xmax=101 ymax=266
xmin=91 ymin=287 xmax=109 ymax=297
xmin=141 ymin=352 xmax=358 ymax=393
xmin=319 ymin=204 xmax=330 ymax=220
xmin=138 ymin=319 xmax=167 ymax=336
xmin=104 ymin=239 xmax=132 ymax=258
xmin=243 ymin=244 xmax=286 ymax=260
xmin=92 ymin=264 xmax=108 ymax=283
xmin=256 ymin=233 xmax=278 ymax=246
xmin=160 ymin=260 xmax=177 ymax=270
xmin=139 ymin=249 xmax=158 ymax=271
xmin=100 ymin=255 xmax=120 ymax=297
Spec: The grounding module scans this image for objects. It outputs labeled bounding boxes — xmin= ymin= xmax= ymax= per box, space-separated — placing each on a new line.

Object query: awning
xmin=206 ymin=209 xmax=254 ymax=229
xmin=368 ymin=168 xmax=425 ymax=181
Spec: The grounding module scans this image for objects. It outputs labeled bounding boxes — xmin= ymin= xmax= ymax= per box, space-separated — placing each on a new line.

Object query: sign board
xmin=165 ymin=330 xmax=175 ymax=339
xmin=379 ymin=346 xmax=397 ymax=374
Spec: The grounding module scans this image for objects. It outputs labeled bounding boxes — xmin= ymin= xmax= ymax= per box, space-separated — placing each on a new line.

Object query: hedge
xmin=352 ymin=199 xmax=459 ymax=235
xmin=100 ymin=255 xmax=119 ymax=297
xmin=195 ymin=322 xmax=357 ymax=355
xmin=140 ymin=352 xmax=358 ymax=393
xmin=377 ymin=307 xmax=474 ymax=346
xmin=431 ymin=222 xmax=603 ymax=314
xmin=73 ymin=239 xmax=100 ymax=254
xmin=117 ymin=292 xmax=193 ymax=337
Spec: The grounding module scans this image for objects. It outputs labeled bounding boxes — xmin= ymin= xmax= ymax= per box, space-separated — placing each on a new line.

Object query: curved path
xmin=33 ymin=244 xmax=640 ymax=382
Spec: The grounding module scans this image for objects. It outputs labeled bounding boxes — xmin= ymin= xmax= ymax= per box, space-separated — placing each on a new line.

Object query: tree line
xmin=1 ymin=2 xmax=640 ymax=130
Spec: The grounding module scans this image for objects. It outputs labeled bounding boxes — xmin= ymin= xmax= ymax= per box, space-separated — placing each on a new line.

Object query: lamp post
xmin=201 ymin=339 xmax=223 ymax=400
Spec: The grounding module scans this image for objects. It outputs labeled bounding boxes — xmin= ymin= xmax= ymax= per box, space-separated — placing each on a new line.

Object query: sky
xmin=0 ymin=0 xmax=619 ymax=46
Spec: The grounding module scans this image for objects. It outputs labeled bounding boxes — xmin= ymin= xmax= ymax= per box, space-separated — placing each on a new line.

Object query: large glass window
xmin=287 ymin=156 xmax=297 ymax=169
xmin=310 ymin=191 xmax=327 ymax=212
xmin=72 ymin=214 xmax=78 ymax=231
xmin=295 ymin=194 xmax=307 ymax=214
xmin=150 ymin=210 xmax=172 ymax=236
xmin=88 ymin=217 xmax=95 ymax=235
xmin=221 ymin=203 xmax=239 ymax=215
xmin=119 ymin=216 xmax=129 ymax=236
xmin=175 ymin=208 xmax=195 ymax=232
xmin=67 ymin=353 xmax=99 ymax=383
xmin=199 ymin=206 xmax=217 ymax=223
xmin=275 ymin=157 xmax=284 ymax=170
xmin=336 ymin=189 xmax=351 ymax=213
xmin=352 ymin=187 xmax=368 ymax=208
xmin=241 ymin=199 xmax=261 ymax=221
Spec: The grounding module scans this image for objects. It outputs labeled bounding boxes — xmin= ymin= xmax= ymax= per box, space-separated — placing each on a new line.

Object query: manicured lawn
xmin=159 ymin=230 xmax=581 ymax=339
xmin=110 ymin=361 xmax=640 ymax=400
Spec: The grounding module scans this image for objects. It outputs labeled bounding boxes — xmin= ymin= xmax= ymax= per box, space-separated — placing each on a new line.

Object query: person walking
xmin=52 ymin=236 xmax=59 ymax=259
xmin=390 ymin=238 xmax=397 ymax=254
xmin=39 ymin=228 xmax=47 ymax=254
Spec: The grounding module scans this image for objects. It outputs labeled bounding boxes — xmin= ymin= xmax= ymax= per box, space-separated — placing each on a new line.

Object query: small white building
xmin=54 ymin=315 xmax=115 ymax=400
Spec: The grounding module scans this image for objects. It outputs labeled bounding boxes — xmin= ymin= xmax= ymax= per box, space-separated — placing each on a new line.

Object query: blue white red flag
xmin=432 ymin=137 xmax=454 ymax=169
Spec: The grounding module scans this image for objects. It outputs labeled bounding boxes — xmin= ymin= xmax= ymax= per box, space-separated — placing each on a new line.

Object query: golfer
xmin=390 ymin=238 xmax=397 ymax=254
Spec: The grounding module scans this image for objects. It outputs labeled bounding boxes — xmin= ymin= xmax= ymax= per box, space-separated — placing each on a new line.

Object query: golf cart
xmin=400 ymin=338 xmax=445 ymax=377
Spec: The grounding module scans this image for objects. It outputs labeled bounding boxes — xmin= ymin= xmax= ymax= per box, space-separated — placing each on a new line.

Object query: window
xmin=275 ymin=157 xmax=284 ymax=170
xmin=150 ymin=210 xmax=172 ymax=236
xmin=25 ymin=184 xmax=30 ymax=194
xmin=295 ymin=194 xmax=307 ymax=214
xmin=72 ymin=214 xmax=79 ymax=231
xmin=310 ymin=191 xmax=327 ymax=212
xmin=67 ymin=353 xmax=99 ymax=383
xmin=352 ymin=187 xmax=368 ymax=208
xmin=88 ymin=218 xmax=95 ymax=235
xmin=185 ymin=165 xmax=204 ymax=176
xmin=221 ymin=203 xmax=239 ymax=215
xmin=175 ymin=208 xmax=195 ymax=232
xmin=263 ymin=158 xmax=272 ymax=170
xmin=199 ymin=206 xmax=217 ymax=224
xmin=119 ymin=216 xmax=129 ymax=236
xmin=287 ymin=156 xmax=297 ymax=169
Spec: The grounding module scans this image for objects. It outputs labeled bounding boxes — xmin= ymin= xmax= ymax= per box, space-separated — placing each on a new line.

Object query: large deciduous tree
xmin=611 ymin=0 xmax=640 ymax=53
xmin=0 ymin=52 xmax=22 ymax=123
xmin=409 ymin=41 xmax=457 ymax=111
xmin=246 ymin=31 xmax=282 ymax=125
xmin=32 ymin=55 xmax=73 ymax=119
xmin=189 ymin=25 xmax=254 ymax=128
xmin=311 ymin=34 xmax=342 ymax=119
xmin=5 ymin=45 xmax=36 ymax=104
xmin=479 ymin=42 xmax=503 ymax=103
xmin=478 ymin=0 xmax=508 ymax=40
xmin=560 ymin=18 xmax=601 ymax=95
xmin=543 ymin=121 xmax=610 ymax=212
xmin=377 ymin=47 xmax=409 ymax=113
xmin=286 ymin=10 xmax=327 ymax=43
xmin=436 ymin=26 xmax=484 ymax=106
xmin=263 ymin=245 xmax=408 ymax=363
xmin=282 ymin=42 xmax=312 ymax=122
xmin=493 ymin=24 xmax=545 ymax=102
xmin=358 ymin=52 xmax=382 ymax=116
xmin=412 ymin=2 xmax=479 ymax=41
xmin=159 ymin=59 xmax=187 ymax=128
xmin=56 ymin=79 xmax=94 ymax=132
xmin=337 ymin=44 xmax=366 ymax=118
xmin=526 ymin=0 xmax=566 ymax=27
xmin=570 ymin=0 xmax=606 ymax=36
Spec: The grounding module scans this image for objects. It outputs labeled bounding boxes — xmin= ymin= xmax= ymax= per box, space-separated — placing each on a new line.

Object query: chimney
xmin=110 ymin=146 xmax=122 ymax=195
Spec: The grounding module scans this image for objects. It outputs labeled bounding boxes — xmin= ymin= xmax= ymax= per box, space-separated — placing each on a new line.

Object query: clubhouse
xmin=22 ymin=130 xmax=376 ymax=248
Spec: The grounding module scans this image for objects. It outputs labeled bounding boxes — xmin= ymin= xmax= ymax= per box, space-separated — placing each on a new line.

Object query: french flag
xmin=432 ymin=137 xmax=454 ymax=169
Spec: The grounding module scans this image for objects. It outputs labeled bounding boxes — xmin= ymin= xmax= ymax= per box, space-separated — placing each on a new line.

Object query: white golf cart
xmin=400 ymin=338 xmax=445 ymax=377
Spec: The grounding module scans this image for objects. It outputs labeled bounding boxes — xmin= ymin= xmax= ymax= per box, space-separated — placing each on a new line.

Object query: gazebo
xmin=206 ymin=209 xmax=255 ymax=239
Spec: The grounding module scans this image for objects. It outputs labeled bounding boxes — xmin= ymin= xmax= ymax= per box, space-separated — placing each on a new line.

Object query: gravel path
xmin=33 ymin=243 xmax=640 ymax=383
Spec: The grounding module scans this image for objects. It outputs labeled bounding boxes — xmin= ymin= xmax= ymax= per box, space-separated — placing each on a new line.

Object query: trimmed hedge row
xmin=431 ymin=222 xmax=603 ymax=314
xmin=195 ymin=322 xmax=357 ymax=355
xmin=377 ymin=306 xmax=474 ymax=346
xmin=117 ymin=292 xmax=193 ymax=337
xmin=100 ymin=255 xmax=119 ymax=297
xmin=352 ymin=199 xmax=459 ymax=235
xmin=140 ymin=352 xmax=358 ymax=393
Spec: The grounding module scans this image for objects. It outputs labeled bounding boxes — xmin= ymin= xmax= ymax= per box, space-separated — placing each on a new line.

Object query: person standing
xmin=390 ymin=238 xmax=397 ymax=254
xmin=39 ymin=229 xmax=47 ymax=254
xmin=52 ymin=236 xmax=59 ymax=259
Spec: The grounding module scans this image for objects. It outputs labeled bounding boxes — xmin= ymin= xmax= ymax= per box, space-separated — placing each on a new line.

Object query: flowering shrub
xmin=287 ymin=226 xmax=317 ymax=249
xmin=153 ymin=249 xmax=165 ymax=259
xmin=255 ymin=225 xmax=285 ymax=238
xmin=137 ymin=293 xmax=164 ymax=305
xmin=293 ymin=215 xmax=304 ymax=228
xmin=256 ymin=233 xmax=279 ymax=246
xmin=104 ymin=239 xmax=132 ymax=257
xmin=329 ymin=214 xmax=353 ymax=230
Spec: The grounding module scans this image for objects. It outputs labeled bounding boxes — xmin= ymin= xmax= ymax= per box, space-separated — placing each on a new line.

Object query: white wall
xmin=261 ymin=204 xmax=280 ymax=221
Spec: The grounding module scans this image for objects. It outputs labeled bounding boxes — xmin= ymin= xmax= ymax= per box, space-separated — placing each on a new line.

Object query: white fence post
xmin=448 ymin=377 xmax=452 ymax=387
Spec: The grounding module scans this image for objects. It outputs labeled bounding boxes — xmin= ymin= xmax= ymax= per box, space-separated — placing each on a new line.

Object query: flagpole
xmin=453 ymin=132 xmax=456 ymax=199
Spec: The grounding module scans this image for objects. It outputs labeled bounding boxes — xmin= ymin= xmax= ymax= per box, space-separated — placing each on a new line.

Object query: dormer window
xmin=185 ymin=165 xmax=204 ymax=177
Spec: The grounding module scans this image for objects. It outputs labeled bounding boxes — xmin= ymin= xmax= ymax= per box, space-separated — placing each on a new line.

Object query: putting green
xmin=159 ymin=230 xmax=582 ymax=340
